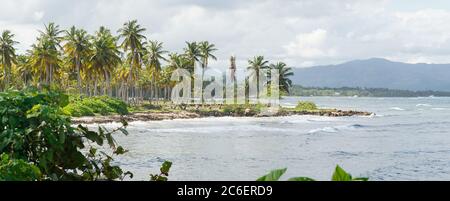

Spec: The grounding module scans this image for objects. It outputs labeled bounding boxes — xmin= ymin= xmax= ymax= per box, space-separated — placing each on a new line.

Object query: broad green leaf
xmin=352 ymin=177 xmax=369 ymax=181
xmin=160 ymin=161 xmax=172 ymax=175
xmin=113 ymin=146 xmax=128 ymax=155
xmin=287 ymin=177 xmax=316 ymax=181
xmin=256 ymin=168 xmax=287 ymax=181
xmin=331 ymin=165 xmax=352 ymax=181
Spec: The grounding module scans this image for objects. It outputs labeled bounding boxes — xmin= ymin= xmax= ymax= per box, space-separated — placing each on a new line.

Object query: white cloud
xmin=1 ymin=0 xmax=450 ymax=67
xmin=33 ymin=11 xmax=45 ymax=21
xmin=284 ymin=29 xmax=336 ymax=58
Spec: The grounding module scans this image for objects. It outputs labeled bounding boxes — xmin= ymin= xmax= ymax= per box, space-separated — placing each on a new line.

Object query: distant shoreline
xmin=289 ymin=85 xmax=450 ymax=97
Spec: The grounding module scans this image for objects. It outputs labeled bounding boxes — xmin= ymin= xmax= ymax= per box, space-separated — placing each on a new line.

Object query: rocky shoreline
xmin=71 ymin=109 xmax=373 ymax=124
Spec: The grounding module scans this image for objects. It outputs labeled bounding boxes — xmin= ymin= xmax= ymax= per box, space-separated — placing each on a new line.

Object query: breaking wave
xmin=308 ymin=124 xmax=366 ymax=134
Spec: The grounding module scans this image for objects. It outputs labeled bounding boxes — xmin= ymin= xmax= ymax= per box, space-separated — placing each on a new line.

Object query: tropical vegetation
xmin=0 ymin=88 xmax=173 ymax=181
xmin=295 ymin=101 xmax=318 ymax=111
xmin=0 ymin=21 xmax=294 ymax=104
xmin=0 ymin=21 xmax=300 ymax=181
xmin=63 ymin=95 xmax=128 ymax=117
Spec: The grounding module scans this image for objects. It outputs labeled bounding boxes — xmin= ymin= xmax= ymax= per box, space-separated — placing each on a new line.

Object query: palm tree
xmin=29 ymin=37 xmax=61 ymax=86
xmin=146 ymin=40 xmax=167 ymax=101
xmin=90 ymin=27 xmax=121 ymax=96
xmin=199 ymin=41 xmax=217 ymax=70
xmin=63 ymin=26 xmax=92 ymax=93
xmin=146 ymin=40 xmax=167 ymax=72
xmin=183 ymin=41 xmax=201 ymax=72
xmin=247 ymin=56 xmax=269 ymax=98
xmin=159 ymin=65 xmax=177 ymax=100
xmin=269 ymin=62 xmax=293 ymax=94
xmin=118 ymin=20 xmax=146 ymax=102
xmin=37 ymin=22 xmax=63 ymax=85
xmin=168 ymin=53 xmax=190 ymax=70
xmin=16 ymin=55 xmax=33 ymax=87
xmin=115 ymin=65 xmax=130 ymax=101
xmin=0 ymin=30 xmax=18 ymax=90
xmin=198 ymin=41 xmax=217 ymax=101
xmin=229 ymin=55 xmax=236 ymax=82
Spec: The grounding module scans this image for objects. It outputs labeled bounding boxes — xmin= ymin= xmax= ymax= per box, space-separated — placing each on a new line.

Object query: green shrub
xmin=223 ymin=104 xmax=242 ymax=113
xmin=81 ymin=98 xmax=115 ymax=115
xmin=63 ymin=95 xmax=128 ymax=117
xmin=63 ymin=102 xmax=95 ymax=117
xmin=99 ymin=96 xmax=128 ymax=115
xmin=0 ymin=153 xmax=42 ymax=181
xmin=0 ymin=88 xmax=131 ymax=181
xmin=295 ymin=101 xmax=318 ymax=111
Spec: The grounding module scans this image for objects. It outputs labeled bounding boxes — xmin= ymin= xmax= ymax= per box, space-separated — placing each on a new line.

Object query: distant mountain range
xmin=292 ymin=58 xmax=450 ymax=92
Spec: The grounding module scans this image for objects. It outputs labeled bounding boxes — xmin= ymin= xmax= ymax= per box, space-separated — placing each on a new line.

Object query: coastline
xmin=71 ymin=109 xmax=373 ymax=124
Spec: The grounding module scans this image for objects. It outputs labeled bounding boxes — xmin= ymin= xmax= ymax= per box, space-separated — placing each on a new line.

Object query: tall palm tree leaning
xmin=0 ymin=30 xmax=18 ymax=90
xmin=199 ymin=41 xmax=217 ymax=77
xmin=199 ymin=41 xmax=217 ymax=70
xmin=37 ymin=22 xmax=63 ymax=85
xmin=29 ymin=38 xmax=54 ymax=86
xmin=269 ymin=62 xmax=293 ymax=95
xmin=198 ymin=41 xmax=217 ymax=103
xmin=183 ymin=41 xmax=202 ymax=103
xmin=90 ymin=27 xmax=121 ymax=96
xmin=118 ymin=20 xmax=146 ymax=102
xmin=183 ymin=41 xmax=202 ymax=73
xmin=63 ymin=26 xmax=92 ymax=93
xmin=247 ymin=56 xmax=269 ymax=99
xmin=146 ymin=40 xmax=167 ymax=101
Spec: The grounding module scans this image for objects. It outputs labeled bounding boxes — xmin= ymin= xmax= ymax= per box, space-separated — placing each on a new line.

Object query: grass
xmin=295 ymin=101 xmax=318 ymax=111
xmin=63 ymin=95 xmax=129 ymax=117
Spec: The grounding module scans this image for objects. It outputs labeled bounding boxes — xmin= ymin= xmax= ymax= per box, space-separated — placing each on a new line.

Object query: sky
xmin=1 ymin=0 xmax=450 ymax=68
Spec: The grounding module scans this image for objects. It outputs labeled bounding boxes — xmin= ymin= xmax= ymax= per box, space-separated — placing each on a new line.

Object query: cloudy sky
xmin=1 ymin=0 xmax=450 ymax=68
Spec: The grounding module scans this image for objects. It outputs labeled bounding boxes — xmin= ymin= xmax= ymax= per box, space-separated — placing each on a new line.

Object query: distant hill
xmin=292 ymin=58 xmax=450 ymax=92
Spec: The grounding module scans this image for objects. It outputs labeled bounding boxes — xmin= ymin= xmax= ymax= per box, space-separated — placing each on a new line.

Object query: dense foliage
xmin=0 ymin=153 xmax=42 ymax=181
xmin=0 ymin=22 xmax=293 ymax=103
xmin=63 ymin=95 xmax=128 ymax=117
xmin=257 ymin=165 xmax=368 ymax=181
xmin=0 ymin=88 xmax=132 ymax=180
xmin=291 ymin=85 xmax=450 ymax=97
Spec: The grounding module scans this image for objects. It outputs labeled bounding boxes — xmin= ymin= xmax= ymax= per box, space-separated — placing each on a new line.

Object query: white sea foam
xmin=431 ymin=108 xmax=450 ymax=111
xmin=308 ymin=124 xmax=365 ymax=134
xmin=389 ymin=107 xmax=405 ymax=111
xmin=308 ymin=127 xmax=339 ymax=134
xmin=416 ymin=104 xmax=432 ymax=107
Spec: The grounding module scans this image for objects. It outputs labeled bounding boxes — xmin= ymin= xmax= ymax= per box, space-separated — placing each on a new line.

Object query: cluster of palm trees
xmin=0 ymin=20 xmax=294 ymax=103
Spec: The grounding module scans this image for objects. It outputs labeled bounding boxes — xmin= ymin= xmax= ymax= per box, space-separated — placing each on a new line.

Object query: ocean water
xmin=102 ymin=96 xmax=450 ymax=181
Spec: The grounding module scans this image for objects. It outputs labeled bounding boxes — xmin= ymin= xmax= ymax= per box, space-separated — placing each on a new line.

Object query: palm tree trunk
xmin=45 ymin=65 xmax=50 ymax=85
xmin=4 ymin=61 xmax=10 ymax=90
xmin=149 ymin=83 xmax=153 ymax=103
xmin=256 ymin=69 xmax=259 ymax=99
xmin=49 ymin=63 xmax=53 ymax=85
xmin=76 ymin=57 xmax=81 ymax=94
xmin=152 ymin=75 xmax=157 ymax=103
xmin=128 ymin=51 xmax=136 ymax=103
xmin=94 ymin=78 xmax=98 ymax=96
xmin=107 ymin=74 xmax=111 ymax=96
